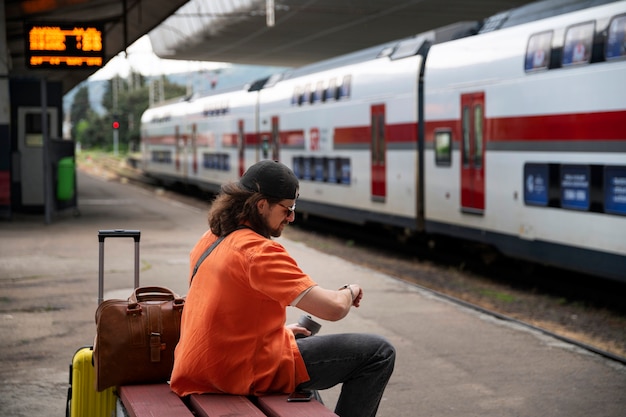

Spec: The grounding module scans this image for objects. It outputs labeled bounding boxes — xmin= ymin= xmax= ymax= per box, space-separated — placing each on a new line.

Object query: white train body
xmin=141 ymin=0 xmax=626 ymax=282
xmin=257 ymin=51 xmax=424 ymax=225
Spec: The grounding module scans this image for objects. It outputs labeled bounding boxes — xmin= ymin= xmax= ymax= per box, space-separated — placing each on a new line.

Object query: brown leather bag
xmin=93 ymin=286 xmax=184 ymax=391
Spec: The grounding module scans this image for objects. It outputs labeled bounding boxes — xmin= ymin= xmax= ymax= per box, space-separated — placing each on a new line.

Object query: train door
xmin=271 ymin=116 xmax=280 ymax=161
xmin=181 ymin=133 xmax=188 ymax=180
xmin=237 ymin=119 xmax=245 ymax=176
xmin=191 ymin=124 xmax=198 ymax=175
xmin=370 ymin=104 xmax=386 ymax=202
xmin=460 ymin=92 xmax=485 ymax=213
xmin=175 ymin=125 xmax=181 ymax=171
xmin=17 ymin=107 xmax=58 ymax=206
xmin=175 ymin=126 xmax=189 ymax=179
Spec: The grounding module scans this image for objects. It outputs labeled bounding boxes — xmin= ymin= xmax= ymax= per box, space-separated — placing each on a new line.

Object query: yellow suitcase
xmin=66 ymin=346 xmax=116 ymax=417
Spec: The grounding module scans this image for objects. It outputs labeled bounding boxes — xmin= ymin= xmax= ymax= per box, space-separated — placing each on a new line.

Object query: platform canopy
xmin=6 ymin=0 xmax=550 ymax=92
xmin=148 ymin=0 xmax=542 ymax=67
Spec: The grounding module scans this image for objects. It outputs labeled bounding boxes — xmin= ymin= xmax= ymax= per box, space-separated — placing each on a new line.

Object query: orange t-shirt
xmin=170 ymin=228 xmax=315 ymax=396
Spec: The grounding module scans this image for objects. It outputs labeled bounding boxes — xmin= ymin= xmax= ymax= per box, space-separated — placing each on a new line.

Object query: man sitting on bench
xmin=170 ymin=160 xmax=395 ymax=417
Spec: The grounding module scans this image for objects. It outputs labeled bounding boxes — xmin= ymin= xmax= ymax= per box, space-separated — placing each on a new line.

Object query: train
xmin=140 ymin=0 xmax=626 ymax=283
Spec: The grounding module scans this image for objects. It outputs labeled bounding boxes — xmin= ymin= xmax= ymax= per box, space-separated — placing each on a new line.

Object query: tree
xmin=69 ymin=84 xmax=91 ymax=141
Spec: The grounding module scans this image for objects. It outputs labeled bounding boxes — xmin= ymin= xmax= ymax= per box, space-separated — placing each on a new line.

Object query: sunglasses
xmin=277 ymin=202 xmax=296 ymax=215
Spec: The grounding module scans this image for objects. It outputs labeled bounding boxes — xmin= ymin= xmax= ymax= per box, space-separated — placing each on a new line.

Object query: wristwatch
xmin=339 ymin=284 xmax=355 ymax=301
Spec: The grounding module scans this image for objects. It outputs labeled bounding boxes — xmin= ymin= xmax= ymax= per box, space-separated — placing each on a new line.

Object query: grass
xmin=478 ymin=288 xmax=517 ymax=303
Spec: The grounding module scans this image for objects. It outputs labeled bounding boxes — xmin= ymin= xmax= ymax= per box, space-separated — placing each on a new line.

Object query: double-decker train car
xmin=141 ymin=0 xmax=626 ymax=282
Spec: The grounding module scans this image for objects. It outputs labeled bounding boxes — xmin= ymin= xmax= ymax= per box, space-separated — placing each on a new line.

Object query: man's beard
xmin=269 ymin=222 xmax=286 ymax=238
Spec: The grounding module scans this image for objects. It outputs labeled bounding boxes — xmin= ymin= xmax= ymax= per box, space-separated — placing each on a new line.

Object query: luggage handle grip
xmin=125 ymin=287 xmax=185 ymax=315
xmin=98 ymin=229 xmax=141 ymax=242
xmin=98 ymin=229 xmax=141 ymax=305
xmin=129 ymin=286 xmax=180 ymax=303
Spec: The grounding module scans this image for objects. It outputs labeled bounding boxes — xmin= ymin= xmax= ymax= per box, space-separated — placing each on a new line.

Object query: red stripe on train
xmin=334 ymin=123 xmax=417 ymax=144
xmin=489 ymin=110 xmax=626 ymax=141
xmin=426 ymin=110 xmax=626 ymax=142
xmin=144 ymin=110 xmax=625 ymax=146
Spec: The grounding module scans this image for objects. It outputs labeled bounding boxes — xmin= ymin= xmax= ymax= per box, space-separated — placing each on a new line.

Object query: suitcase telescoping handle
xmin=98 ymin=229 xmax=141 ymax=305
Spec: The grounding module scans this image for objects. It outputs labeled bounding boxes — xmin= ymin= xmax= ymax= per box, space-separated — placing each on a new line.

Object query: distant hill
xmin=63 ymin=64 xmax=288 ymax=115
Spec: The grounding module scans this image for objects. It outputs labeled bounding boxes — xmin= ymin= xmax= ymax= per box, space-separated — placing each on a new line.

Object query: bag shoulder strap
xmin=191 ymin=236 xmax=225 ymax=282
xmin=190 ymin=225 xmax=250 ymax=282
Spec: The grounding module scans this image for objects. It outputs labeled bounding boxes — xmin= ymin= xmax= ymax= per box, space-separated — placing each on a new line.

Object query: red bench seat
xmin=118 ymin=384 xmax=339 ymax=417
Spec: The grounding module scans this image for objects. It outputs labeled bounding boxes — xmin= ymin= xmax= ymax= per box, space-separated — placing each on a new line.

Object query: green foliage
xmin=479 ymin=288 xmax=517 ymax=303
xmin=71 ymin=109 xmax=106 ymax=150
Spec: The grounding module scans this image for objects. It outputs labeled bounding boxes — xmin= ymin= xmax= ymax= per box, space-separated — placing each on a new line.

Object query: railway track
xmin=80 ymin=154 xmax=626 ymax=365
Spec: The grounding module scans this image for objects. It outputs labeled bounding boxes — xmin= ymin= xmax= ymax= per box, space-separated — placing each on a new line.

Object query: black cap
xmin=239 ymin=160 xmax=299 ymax=200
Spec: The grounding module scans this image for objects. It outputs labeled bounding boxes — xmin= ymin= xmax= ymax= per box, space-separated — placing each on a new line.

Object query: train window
xmin=152 ymin=150 xmax=172 ymax=164
xmin=560 ymin=165 xmax=591 ymax=210
xmin=371 ymin=115 xmax=377 ymax=164
xmin=304 ymin=84 xmax=312 ymax=104
xmin=152 ymin=115 xmax=171 ymax=123
xmin=203 ymin=153 xmax=230 ymax=171
xmin=523 ymin=163 xmax=625 ymax=215
xmin=462 ymin=106 xmax=470 ymax=166
xmin=314 ymin=157 xmax=325 ymax=181
xmin=291 ymin=86 xmax=301 ymax=106
xmin=338 ymin=75 xmax=351 ymax=99
xmin=302 ymin=157 xmax=312 ymax=180
xmin=204 ymin=153 xmax=216 ymax=169
xmin=562 ymin=21 xmax=594 ymax=66
xmin=377 ymin=115 xmax=385 ymax=164
xmin=604 ymin=165 xmax=626 ymax=215
xmin=312 ymin=81 xmax=324 ymax=103
xmin=606 ymin=14 xmax=626 ymax=61
xmin=525 ymin=31 xmax=553 ymax=72
xmin=434 ymin=130 xmax=452 ymax=167
xmin=292 ymin=157 xmax=304 ymax=179
xmin=220 ymin=154 xmax=230 ymax=171
xmin=340 ymin=158 xmax=351 ymax=185
xmin=325 ymin=78 xmax=337 ymax=101
xmin=327 ymin=158 xmax=337 ymax=183
xmin=390 ymin=36 xmax=425 ymax=60
xmin=293 ymin=156 xmax=348 ymax=184
xmin=524 ymin=163 xmax=550 ymax=207
xmin=474 ymin=105 xmax=483 ymax=168
xmin=371 ymin=113 xmax=385 ymax=165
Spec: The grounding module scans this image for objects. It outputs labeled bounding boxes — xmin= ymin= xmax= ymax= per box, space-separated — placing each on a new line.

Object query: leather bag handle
xmin=126 ymin=287 xmax=185 ymax=315
xmin=130 ymin=286 xmax=177 ymax=302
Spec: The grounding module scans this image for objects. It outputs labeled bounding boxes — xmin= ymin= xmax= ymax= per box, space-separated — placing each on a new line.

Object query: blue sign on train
xmin=561 ymin=165 xmax=590 ymax=210
xmin=524 ymin=164 xmax=549 ymax=206
xmin=604 ymin=166 xmax=626 ymax=215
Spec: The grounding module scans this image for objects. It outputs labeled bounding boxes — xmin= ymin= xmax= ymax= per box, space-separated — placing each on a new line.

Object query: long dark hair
xmin=208 ymin=182 xmax=281 ymax=238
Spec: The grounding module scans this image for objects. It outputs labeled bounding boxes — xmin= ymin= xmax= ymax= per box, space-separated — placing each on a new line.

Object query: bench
xmin=118 ymin=383 xmax=339 ymax=417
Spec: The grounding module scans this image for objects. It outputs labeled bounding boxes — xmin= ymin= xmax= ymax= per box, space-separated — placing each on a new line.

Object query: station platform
xmin=0 ymin=168 xmax=624 ymax=417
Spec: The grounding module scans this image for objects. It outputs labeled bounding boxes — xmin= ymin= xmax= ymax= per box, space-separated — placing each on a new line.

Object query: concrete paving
xmin=0 ymin=169 xmax=624 ymax=417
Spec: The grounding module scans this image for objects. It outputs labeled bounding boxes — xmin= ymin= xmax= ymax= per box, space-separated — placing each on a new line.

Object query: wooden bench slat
xmin=189 ymin=394 xmax=266 ymax=417
xmin=256 ymin=395 xmax=339 ymax=417
xmin=120 ymin=384 xmax=339 ymax=417
xmin=119 ymin=384 xmax=194 ymax=417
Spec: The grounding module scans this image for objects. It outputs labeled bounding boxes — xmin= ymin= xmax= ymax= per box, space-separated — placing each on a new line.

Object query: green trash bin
xmin=57 ymin=156 xmax=75 ymax=201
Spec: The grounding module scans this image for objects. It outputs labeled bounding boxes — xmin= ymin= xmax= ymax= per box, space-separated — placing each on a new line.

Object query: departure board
xmin=26 ymin=23 xmax=105 ymax=69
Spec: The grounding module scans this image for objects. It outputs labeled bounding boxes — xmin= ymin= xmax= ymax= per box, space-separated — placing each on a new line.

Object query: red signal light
xmin=112 ymin=121 xmax=120 ymax=129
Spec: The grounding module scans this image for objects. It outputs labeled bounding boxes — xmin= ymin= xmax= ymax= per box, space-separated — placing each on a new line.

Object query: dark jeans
xmin=296 ymin=333 xmax=395 ymax=417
